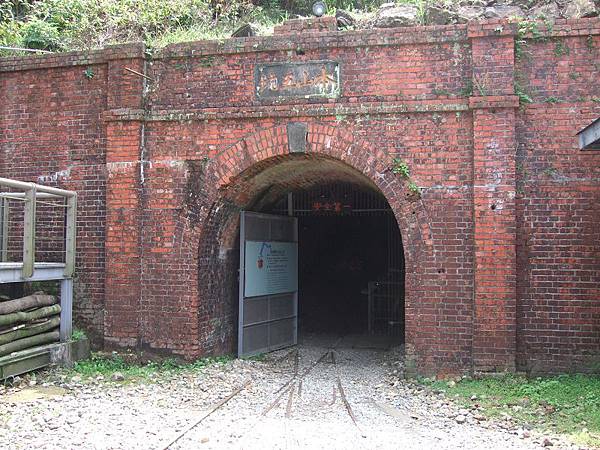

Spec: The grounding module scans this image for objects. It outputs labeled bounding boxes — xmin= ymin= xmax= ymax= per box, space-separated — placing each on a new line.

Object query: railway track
xmin=243 ymin=339 xmax=367 ymax=446
xmin=162 ymin=337 xmax=366 ymax=449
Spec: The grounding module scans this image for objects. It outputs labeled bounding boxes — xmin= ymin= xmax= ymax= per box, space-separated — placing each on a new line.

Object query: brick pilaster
xmin=103 ymin=44 xmax=146 ymax=347
xmin=469 ymin=22 xmax=518 ymax=372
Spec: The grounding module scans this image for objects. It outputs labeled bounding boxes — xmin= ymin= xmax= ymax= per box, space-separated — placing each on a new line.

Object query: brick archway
xmin=203 ymin=122 xmax=431 ymax=259
xmin=192 ymin=122 xmax=433 ymax=372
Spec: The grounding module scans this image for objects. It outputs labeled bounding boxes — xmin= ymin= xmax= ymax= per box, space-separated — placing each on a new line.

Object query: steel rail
xmin=161 ymin=379 xmax=252 ymax=450
xmin=331 ymin=350 xmax=366 ymax=438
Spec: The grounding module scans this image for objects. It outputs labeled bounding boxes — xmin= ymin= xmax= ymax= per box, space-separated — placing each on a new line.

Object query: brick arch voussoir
xmin=182 ymin=123 xmax=433 ymax=270
xmin=183 ymin=121 xmax=434 ymax=363
xmin=219 ymin=123 xmax=427 ymax=266
xmin=212 ymin=124 xmax=289 ymax=189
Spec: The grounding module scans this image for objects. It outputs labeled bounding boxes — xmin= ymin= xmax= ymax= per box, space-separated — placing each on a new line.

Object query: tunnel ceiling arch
xmin=219 ymin=154 xmax=382 ymax=212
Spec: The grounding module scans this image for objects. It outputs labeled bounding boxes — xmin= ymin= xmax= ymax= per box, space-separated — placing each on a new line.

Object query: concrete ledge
xmin=103 ymin=100 xmax=470 ymax=123
xmin=0 ymin=338 xmax=90 ymax=380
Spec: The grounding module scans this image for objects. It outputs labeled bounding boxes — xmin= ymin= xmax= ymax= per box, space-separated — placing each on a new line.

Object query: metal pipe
xmin=0 ymin=178 xmax=75 ymax=197
xmin=0 ymin=192 xmax=63 ymax=200
xmin=0 ymin=46 xmax=53 ymax=54
xmin=0 ymin=198 xmax=7 ymax=262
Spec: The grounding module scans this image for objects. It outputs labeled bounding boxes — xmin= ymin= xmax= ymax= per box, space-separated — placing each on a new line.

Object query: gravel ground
xmin=0 ymin=335 xmax=582 ymax=450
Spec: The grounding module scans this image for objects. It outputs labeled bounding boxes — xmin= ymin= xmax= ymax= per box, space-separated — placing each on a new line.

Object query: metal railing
xmin=367 ymin=280 xmax=405 ymax=337
xmin=0 ymin=178 xmax=76 ymax=279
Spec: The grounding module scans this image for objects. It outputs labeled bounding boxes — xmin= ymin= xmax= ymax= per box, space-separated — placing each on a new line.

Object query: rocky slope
xmin=336 ymin=0 xmax=599 ymax=30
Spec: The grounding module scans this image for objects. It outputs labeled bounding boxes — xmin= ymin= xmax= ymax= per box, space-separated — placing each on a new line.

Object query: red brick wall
xmin=515 ymin=25 xmax=600 ymax=373
xmin=1 ymin=19 xmax=598 ymax=375
xmin=0 ymin=54 xmax=109 ymax=343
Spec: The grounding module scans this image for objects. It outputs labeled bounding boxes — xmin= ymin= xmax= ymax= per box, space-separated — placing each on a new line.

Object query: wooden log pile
xmin=0 ymin=293 xmax=60 ymax=357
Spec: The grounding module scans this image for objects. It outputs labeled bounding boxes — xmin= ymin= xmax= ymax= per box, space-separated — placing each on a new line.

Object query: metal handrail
xmin=0 ymin=178 xmax=76 ymax=279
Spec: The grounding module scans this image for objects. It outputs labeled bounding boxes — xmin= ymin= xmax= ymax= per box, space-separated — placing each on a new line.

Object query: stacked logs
xmin=0 ymin=293 xmax=60 ymax=357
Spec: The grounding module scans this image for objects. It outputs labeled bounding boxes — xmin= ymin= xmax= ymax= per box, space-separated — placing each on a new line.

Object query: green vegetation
xmin=391 ymin=157 xmax=420 ymax=197
xmin=0 ymin=0 xmax=393 ymax=53
xmin=432 ymin=88 xmax=452 ymax=97
xmin=459 ymin=81 xmax=473 ymax=97
xmin=423 ymin=374 xmax=600 ymax=448
xmin=515 ymin=18 xmax=551 ymax=61
xmin=586 ymin=34 xmax=594 ymax=51
xmin=1 ymin=0 xmax=272 ymax=52
xmin=83 ymin=67 xmax=95 ymax=79
xmin=514 ymin=81 xmax=533 ymax=105
xmin=71 ymin=351 xmax=232 ymax=381
xmin=553 ymin=40 xmax=569 ymax=57
xmin=515 ymin=162 xmax=525 ymax=175
xmin=407 ymin=179 xmax=420 ymax=195
xmin=391 ymin=158 xmax=410 ymax=178
xmin=71 ymin=328 xmax=86 ymax=340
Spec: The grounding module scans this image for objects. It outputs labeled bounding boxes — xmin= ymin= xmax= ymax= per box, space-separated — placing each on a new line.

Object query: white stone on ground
xmin=0 ymin=338 xmax=576 ymax=450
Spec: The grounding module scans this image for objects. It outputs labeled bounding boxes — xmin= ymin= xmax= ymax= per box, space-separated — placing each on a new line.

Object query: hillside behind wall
xmin=0 ymin=18 xmax=599 ymax=374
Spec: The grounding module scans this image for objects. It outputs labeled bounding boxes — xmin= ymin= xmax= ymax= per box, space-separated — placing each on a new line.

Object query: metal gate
xmin=273 ymin=183 xmax=405 ymax=338
xmin=238 ymin=211 xmax=298 ymax=357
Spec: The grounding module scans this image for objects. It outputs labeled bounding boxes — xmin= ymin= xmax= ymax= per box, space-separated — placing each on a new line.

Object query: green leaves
xmin=0 ymin=0 xmax=276 ymax=52
xmin=391 ymin=158 xmax=410 ymax=178
xmin=20 ymin=18 xmax=60 ymax=51
xmin=72 ymin=351 xmax=233 ymax=381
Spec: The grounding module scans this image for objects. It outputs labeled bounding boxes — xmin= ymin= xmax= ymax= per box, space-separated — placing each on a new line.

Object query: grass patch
xmin=72 ymin=352 xmax=233 ymax=381
xmin=71 ymin=329 xmax=86 ymax=341
xmin=423 ymin=374 xmax=600 ymax=448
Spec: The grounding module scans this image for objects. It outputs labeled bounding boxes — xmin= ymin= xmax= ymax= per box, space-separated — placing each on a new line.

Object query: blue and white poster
xmin=244 ymin=241 xmax=298 ymax=298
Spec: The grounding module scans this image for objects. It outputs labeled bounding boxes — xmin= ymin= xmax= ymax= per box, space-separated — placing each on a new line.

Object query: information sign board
xmin=244 ymin=241 xmax=298 ymax=297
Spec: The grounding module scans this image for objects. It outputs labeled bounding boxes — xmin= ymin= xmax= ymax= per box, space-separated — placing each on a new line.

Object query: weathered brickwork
xmin=0 ymin=18 xmax=598 ymax=375
xmin=0 ymin=61 xmax=109 ymax=343
xmin=514 ymin=29 xmax=600 ymax=372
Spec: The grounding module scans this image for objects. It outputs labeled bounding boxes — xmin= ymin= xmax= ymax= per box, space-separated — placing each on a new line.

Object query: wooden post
xmin=22 ymin=185 xmax=36 ymax=278
xmin=0 ymin=197 xmax=7 ymax=262
xmin=59 ymin=278 xmax=73 ymax=342
xmin=64 ymin=194 xmax=77 ymax=277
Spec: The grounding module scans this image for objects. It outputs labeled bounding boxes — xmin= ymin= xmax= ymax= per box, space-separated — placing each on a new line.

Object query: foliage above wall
xmin=0 ymin=0 xmax=597 ymax=54
xmin=0 ymin=0 xmax=385 ymax=53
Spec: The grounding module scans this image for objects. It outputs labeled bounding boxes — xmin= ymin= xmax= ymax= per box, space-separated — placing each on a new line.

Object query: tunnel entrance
xmin=204 ymin=153 xmax=410 ymax=357
xmin=239 ymin=180 xmax=405 ymax=354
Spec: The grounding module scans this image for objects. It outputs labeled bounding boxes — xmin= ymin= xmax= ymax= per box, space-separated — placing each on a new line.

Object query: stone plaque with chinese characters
xmin=255 ymin=61 xmax=340 ymax=100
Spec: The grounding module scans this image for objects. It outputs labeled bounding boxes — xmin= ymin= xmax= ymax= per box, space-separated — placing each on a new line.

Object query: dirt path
xmin=0 ymin=339 xmax=569 ymax=450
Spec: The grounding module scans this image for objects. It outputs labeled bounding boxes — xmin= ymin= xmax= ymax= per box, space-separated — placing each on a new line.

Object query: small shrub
xmin=71 ymin=329 xmax=86 ymax=341
xmin=515 ymin=80 xmax=533 ymax=105
xmin=391 ymin=158 xmax=410 ymax=178
xmin=422 ymin=374 xmax=600 ymax=448
xmin=72 ymin=351 xmax=233 ymax=380
xmin=407 ymin=180 xmax=420 ymax=196
xmin=553 ymin=40 xmax=569 ymax=57
xmin=20 ymin=18 xmax=61 ymax=50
